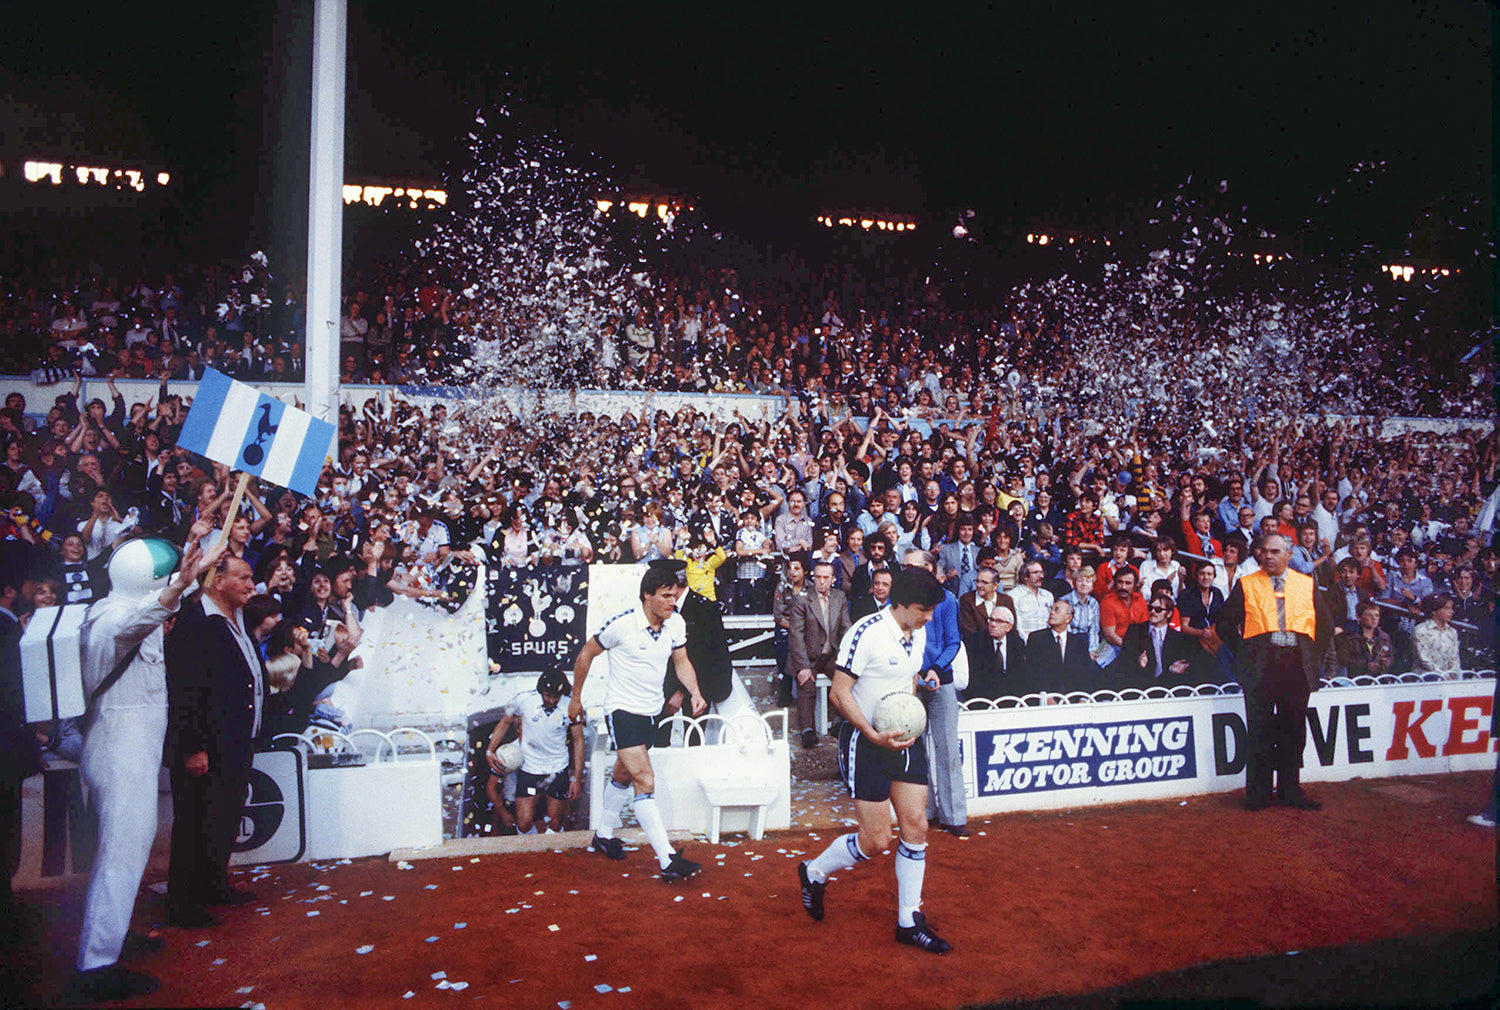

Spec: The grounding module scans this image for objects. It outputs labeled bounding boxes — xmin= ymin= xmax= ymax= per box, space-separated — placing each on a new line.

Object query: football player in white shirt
xmin=797 ymin=566 xmax=953 ymax=954
xmin=570 ymin=566 xmax=706 ymax=881
xmin=485 ymin=669 xmax=584 ymax=834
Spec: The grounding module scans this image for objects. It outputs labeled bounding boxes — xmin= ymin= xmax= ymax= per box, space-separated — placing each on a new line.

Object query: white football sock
xmin=894 ymin=840 xmax=926 ymax=927
xmin=632 ymin=793 xmax=674 ymax=867
xmin=806 ymin=832 xmax=867 ymax=884
xmin=596 ymin=777 xmax=630 ymax=838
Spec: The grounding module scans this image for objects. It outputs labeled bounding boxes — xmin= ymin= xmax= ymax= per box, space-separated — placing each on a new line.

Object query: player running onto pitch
xmin=797 ymin=565 xmax=952 ymax=953
xmin=569 ymin=564 xmax=706 ymax=881
xmin=485 ymin=669 xmax=585 ymax=834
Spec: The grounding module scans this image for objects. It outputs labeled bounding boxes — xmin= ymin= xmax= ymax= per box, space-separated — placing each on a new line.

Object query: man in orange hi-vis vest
xmin=1217 ymin=533 xmax=1333 ymax=811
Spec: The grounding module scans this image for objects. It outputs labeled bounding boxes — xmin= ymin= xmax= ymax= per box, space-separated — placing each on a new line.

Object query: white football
xmin=494 ymin=741 xmax=523 ymax=773
xmin=872 ymin=691 xmax=927 ymax=742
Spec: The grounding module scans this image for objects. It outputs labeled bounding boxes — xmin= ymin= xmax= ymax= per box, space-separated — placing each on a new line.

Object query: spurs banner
xmin=957 ymin=677 xmax=1496 ymax=815
xmin=485 ymin=564 xmax=589 ymax=673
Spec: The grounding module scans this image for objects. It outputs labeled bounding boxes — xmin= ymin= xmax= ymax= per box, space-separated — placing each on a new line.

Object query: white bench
xmin=699 ymin=775 xmax=779 ymax=843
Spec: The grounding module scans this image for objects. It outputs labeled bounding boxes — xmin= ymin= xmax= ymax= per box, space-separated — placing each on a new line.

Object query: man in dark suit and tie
xmin=1024 ymin=599 xmax=1097 ymax=695
xmin=165 ymin=555 xmax=266 ymax=927
xmin=0 ymin=542 xmax=45 ymax=944
xmin=849 ymin=566 xmax=893 ymax=621
xmin=1114 ymin=599 xmax=1199 ymax=688
xmin=961 ymin=602 xmax=1029 ymax=703
xmin=788 ymin=560 xmax=852 ymax=748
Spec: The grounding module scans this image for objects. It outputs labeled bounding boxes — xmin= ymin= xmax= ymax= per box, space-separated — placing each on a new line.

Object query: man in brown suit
xmin=789 ymin=560 xmax=852 ymax=748
xmin=958 ymin=566 xmax=1015 ymax=637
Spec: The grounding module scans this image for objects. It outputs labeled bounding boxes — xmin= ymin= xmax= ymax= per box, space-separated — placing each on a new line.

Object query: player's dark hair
xmin=889 ymin=566 xmax=945 ymax=609
xmin=640 ymin=566 xmax=681 ymax=599
xmin=537 ymin=668 xmax=572 ymax=696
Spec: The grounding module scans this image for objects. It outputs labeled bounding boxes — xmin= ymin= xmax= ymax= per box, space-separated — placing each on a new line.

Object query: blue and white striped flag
xmin=177 ymin=368 xmax=335 ymax=496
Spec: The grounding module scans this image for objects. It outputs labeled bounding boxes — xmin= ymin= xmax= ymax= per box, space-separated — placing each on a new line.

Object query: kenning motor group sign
xmin=957 ymin=678 xmax=1496 ymax=815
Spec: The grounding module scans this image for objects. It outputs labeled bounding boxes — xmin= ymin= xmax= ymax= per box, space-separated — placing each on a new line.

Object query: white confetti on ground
xmin=356 ymin=945 xmax=374 ymax=954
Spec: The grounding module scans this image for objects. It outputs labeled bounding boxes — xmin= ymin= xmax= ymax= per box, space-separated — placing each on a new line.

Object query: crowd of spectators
xmin=0 ymin=247 xmax=1494 ymax=730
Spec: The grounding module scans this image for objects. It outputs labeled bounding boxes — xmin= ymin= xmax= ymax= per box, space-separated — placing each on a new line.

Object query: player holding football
xmin=485 ymin=669 xmax=585 ymax=834
xmin=569 ymin=564 xmax=707 ymax=881
xmin=797 ymin=565 xmax=952 ymax=953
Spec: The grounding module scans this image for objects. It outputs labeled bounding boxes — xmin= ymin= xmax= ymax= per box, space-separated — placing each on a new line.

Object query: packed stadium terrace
xmin=0 ymin=254 xmax=1493 ymax=722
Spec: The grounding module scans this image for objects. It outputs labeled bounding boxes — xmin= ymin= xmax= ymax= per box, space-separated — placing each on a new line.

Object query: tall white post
xmin=304 ymin=0 xmax=346 ymax=428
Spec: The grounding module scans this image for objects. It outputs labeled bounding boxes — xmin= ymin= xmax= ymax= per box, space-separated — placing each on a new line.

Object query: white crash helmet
xmin=107 ymin=538 xmax=182 ymax=600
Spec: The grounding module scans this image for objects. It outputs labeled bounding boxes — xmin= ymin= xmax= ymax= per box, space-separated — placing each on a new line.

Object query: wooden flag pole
xmin=205 ymin=472 xmax=251 ymax=590
xmin=221 ymin=472 xmax=251 ymax=543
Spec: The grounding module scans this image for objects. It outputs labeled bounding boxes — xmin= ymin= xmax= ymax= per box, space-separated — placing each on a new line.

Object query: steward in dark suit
xmin=666 ymin=588 xmax=731 ymax=708
xmin=1217 ymin=534 xmax=1332 ymax=811
xmin=165 ymin=556 xmax=265 ymax=926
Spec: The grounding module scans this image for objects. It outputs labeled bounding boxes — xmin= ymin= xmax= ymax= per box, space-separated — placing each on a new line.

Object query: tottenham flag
xmin=177 ymin=368 xmax=336 ymax=496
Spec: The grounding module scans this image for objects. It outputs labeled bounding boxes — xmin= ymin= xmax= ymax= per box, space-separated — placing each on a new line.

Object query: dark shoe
xmin=800 ymin=729 xmax=818 ymax=749
xmin=944 ymin=823 xmax=971 ymax=838
xmin=121 ymin=930 xmax=165 ymax=959
xmin=589 ymin=834 xmax=626 ymax=861
xmin=896 ymin=911 xmax=951 ymax=954
xmin=797 ymin=862 xmax=826 ymax=921
xmin=1280 ymin=791 xmax=1323 ymax=811
xmin=1244 ymin=793 xmax=1273 ymax=811
xmin=206 ymin=887 xmax=258 ymax=907
xmin=166 ymin=905 xmax=219 ymax=929
xmin=660 ymin=852 xmax=701 ymax=882
xmin=72 ymin=965 xmax=160 ymax=1002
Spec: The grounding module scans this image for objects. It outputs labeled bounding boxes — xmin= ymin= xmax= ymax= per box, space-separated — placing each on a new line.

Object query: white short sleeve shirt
xmin=595 ymin=606 xmax=686 ymax=717
xmin=835 ymin=609 xmax=926 ymax=726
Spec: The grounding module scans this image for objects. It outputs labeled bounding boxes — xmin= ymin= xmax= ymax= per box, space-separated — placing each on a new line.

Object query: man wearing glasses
xmin=958 ymin=566 xmax=1013 ymax=637
xmin=1115 ymin=597 xmax=1197 ymax=688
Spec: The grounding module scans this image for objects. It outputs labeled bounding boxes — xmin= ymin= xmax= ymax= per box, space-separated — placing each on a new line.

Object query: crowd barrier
xmin=4 ymin=375 xmax=1489 ymax=440
xmin=1 ymin=375 xmax=782 ymax=423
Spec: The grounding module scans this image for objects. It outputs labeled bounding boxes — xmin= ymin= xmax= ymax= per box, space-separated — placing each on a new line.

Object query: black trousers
xmin=167 ymin=757 xmax=250 ymax=910
xmin=0 ymin=779 xmax=19 ymax=909
xmin=1243 ymin=647 xmax=1311 ymax=801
